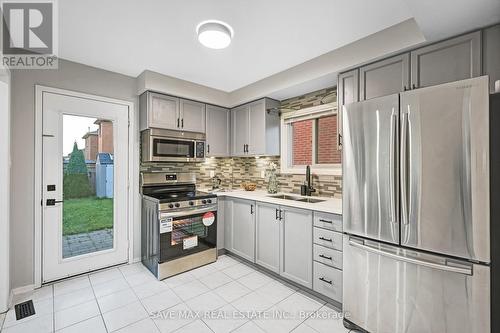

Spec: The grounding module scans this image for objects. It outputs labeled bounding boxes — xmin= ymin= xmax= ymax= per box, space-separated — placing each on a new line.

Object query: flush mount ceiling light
xmin=196 ymin=20 xmax=234 ymax=49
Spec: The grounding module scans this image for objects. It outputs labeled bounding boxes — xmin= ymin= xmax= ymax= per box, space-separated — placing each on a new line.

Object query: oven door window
xmin=153 ymin=138 xmax=194 ymax=158
xmin=171 ymin=214 xmax=208 ymax=246
xmin=159 ymin=210 xmax=217 ymax=262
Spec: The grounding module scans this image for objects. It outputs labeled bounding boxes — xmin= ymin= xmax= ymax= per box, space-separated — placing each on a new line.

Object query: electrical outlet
xmin=210 ymin=171 xmax=215 ymax=178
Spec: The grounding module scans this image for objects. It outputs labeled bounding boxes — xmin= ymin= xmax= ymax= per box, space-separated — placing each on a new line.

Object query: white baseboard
xmin=9 ymin=284 xmax=36 ymax=308
xmin=131 ymin=257 xmax=142 ymax=264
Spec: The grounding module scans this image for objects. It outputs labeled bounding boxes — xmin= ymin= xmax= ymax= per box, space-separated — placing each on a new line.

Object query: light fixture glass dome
xmin=196 ymin=20 xmax=233 ymax=49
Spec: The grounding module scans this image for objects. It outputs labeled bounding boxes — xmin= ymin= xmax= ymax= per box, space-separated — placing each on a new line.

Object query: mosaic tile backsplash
xmin=141 ymin=156 xmax=342 ymax=198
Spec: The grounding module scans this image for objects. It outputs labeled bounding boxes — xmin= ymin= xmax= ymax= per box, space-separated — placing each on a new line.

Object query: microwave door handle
xmin=348 ymin=238 xmax=472 ymax=276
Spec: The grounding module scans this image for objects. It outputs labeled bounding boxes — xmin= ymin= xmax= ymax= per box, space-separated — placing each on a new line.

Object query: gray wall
xmin=10 ymin=59 xmax=140 ymax=289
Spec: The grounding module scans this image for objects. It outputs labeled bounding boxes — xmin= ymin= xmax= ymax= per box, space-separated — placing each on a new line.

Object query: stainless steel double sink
xmin=267 ymin=194 xmax=325 ymax=203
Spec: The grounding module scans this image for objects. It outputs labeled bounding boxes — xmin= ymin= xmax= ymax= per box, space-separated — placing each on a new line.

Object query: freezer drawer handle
xmin=319 ymin=219 xmax=333 ymax=224
xmin=319 ymin=277 xmax=333 ymax=285
xmin=319 ymin=254 xmax=332 ymax=260
xmin=319 ymin=237 xmax=333 ymax=242
xmin=348 ymin=239 xmax=473 ymax=276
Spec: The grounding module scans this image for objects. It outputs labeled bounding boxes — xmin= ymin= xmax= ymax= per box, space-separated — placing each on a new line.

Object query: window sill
xmin=280 ymin=166 xmax=342 ymax=176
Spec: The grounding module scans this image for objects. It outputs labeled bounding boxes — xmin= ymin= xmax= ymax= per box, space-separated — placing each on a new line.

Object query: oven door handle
xmin=159 ymin=206 xmax=216 ymax=218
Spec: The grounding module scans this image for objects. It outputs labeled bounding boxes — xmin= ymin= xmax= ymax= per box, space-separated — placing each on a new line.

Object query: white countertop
xmin=202 ymin=189 xmax=342 ymax=215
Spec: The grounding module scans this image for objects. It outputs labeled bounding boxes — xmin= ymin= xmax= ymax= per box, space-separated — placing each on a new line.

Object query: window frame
xmin=280 ymin=102 xmax=342 ymax=175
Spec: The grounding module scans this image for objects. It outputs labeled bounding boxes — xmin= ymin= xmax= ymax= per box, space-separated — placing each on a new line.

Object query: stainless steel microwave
xmin=141 ymin=128 xmax=205 ymax=162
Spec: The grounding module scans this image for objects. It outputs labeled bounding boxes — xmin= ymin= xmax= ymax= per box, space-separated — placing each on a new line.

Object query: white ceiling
xmin=59 ymin=0 xmax=500 ymax=94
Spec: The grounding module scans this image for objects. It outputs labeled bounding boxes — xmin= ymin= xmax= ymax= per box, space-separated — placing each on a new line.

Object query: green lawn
xmin=63 ymin=197 xmax=113 ymax=235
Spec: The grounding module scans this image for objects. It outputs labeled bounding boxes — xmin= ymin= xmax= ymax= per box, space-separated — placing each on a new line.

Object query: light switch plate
xmin=261 ymin=170 xmax=266 ymax=178
xmin=210 ymin=171 xmax=215 ymax=178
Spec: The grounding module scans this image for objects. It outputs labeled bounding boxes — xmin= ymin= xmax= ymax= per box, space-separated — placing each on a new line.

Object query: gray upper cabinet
xmin=483 ymin=24 xmax=500 ymax=94
xmin=280 ymin=207 xmax=313 ymax=288
xmin=231 ymin=105 xmax=249 ymax=156
xmin=179 ymin=99 xmax=206 ymax=133
xmin=140 ymin=92 xmax=179 ymax=131
xmin=140 ymin=92 xmax=206 ymax=133
xmin=206 ymin=105 xmax=230 ymax=157
xmin=231 ymin=199 xmax=256 ymax=262
xmin=410 ymin=31 xmax=481 ymax=89
xmin=359 ymin=53 xmax=410 ymax=100
xmin=231 ymin=98 xmax=280 ymax=156
xmin=256 ymin=203 xmax=280 ymax=273
xmin=337 ymin=69 xmax=359 ymax=149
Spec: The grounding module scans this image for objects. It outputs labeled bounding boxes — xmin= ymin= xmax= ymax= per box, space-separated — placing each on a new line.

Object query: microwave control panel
xmin=196 ymin=142 xmax=205 ymax=158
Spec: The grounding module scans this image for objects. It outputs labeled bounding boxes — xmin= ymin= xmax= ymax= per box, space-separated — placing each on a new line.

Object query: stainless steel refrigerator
xmin=342 ymin=76 xmax=491 ymax=333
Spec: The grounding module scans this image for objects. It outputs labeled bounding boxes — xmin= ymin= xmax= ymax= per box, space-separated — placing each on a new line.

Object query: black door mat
xmin=14 ymin=300 xmax=36 ymax=320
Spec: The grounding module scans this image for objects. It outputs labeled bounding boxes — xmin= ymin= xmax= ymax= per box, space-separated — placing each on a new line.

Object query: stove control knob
xmin=189 ymin=201 xmax=194 ymax=206
xmin=202 ymin=199 xmax=207 ymax=204
xmin=207 ymin=199 xmax=212 ymax=204
xmin=174 ymin=203 xmax=180 ymax=208
xmin=168 ymin=203 xmax=174 ymax=209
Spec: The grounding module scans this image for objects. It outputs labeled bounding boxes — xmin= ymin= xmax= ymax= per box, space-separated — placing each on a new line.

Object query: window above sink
xmin=280 ymin=102 xmax=342 ymax=175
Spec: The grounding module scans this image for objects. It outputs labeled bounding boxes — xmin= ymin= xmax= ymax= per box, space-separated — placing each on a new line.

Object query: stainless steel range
xmin=141 ymin=172 xmax=217 ymax=280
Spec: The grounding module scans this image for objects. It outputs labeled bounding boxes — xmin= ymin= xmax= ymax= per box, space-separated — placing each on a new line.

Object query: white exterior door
xmin=42 ymin=91 xmax=129 ymax=283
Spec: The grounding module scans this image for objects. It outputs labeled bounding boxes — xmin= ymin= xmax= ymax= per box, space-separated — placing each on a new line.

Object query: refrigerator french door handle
xmin=348 ymin=239 xmax=473 ymax=276
xmin=400 ymin=110 xmax=409 ymax=225
xmin=389 ymin=108 xmax=397 ymax=224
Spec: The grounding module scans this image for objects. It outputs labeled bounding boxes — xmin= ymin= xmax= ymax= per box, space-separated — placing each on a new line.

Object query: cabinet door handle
xmin=279 ymin=209 xmax=283 ymax=221
xmin=276 ymin=208 xmax=279 ymax=220
xmin=319 ymin=219 xmax=333 ymax=224
xmin=250 ymin=205 xmax=254 ymax=215
xmin=319 ymin=237 xmax=333 ymax=242
xmin=319 ymin=277 xmax=333 ymax=285
xmin=319 ymin=254 xmax=332 ymax=260
xmin=181 ymin=118 xmax=184 ymax=128
xmin=177 ymin=118 xmax=180 ymax=128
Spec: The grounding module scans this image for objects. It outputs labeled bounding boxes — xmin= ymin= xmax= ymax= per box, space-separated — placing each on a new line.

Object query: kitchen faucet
xmin=301 ymin=165 xmax=316 ymax=196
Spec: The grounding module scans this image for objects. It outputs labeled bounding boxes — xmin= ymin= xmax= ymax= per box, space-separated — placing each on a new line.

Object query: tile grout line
xmin=119 ymin=265 xmax=164 ymax=333
xmin=88 ymin=273 xmax=110 ymax=333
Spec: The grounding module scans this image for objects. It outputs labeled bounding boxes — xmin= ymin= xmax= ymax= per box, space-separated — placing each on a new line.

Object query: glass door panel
xmin=62 ymin=115 xmax=115 ymax=258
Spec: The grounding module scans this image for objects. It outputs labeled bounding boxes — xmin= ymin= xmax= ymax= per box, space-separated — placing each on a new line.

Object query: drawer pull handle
xmin=319 ymin=277 xmax=333 ymax=285
xmin=319 ymin=237 xmax=333 ymax=242
xmin=319 ymin=254 xmax=332 ymax=260
xmin=319 ymin=219 xmax=333 ymax=224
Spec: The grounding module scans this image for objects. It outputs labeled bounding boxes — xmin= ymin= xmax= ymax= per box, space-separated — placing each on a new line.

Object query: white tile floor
xmin=0 ymin=255 xmax=353 ymax=333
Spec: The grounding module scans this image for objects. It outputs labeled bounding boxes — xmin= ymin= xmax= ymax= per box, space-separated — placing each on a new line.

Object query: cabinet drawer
xmin=313 ymin=262 xmax=342 ymax=302
xmin=313 ymin=227 xmax=342 ymax=250
xmin=313 ymin=212 xmax=342 ymax=232
xmin=313 ymin=244 xmax=342 ymax=270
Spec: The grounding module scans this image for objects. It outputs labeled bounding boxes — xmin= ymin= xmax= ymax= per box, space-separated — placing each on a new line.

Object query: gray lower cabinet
xmin=255 ymin=203 xmax=280 ymax=273
xmin=206 ymin=105 xmax=230 ymax=157
xmin=410 ymin=31 xmax=481 ymax=89
xmin=312 ymin=212 xmax=343 ymax=303
xmin=483 ymin=24 xmax=500 ymax=94
xmin=359 ymin=53 xmax=410 ymax=100
xmin=280 ymin=207 xmax=313 ymax=288
xmin=337 ymin=69 xmax=359 ymax=149
xmin=224 ymin=198 xmax=233 ymax=251
xmin=230 ymin=199 xmax=256 ymax=262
